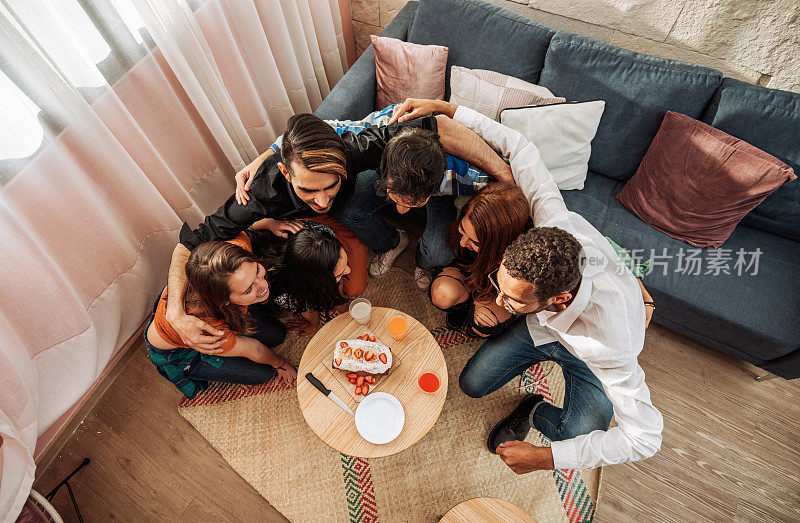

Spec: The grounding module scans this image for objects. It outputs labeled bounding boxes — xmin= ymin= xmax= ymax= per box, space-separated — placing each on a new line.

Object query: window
xmin=0 ymin=0 xmax=166 ymax=184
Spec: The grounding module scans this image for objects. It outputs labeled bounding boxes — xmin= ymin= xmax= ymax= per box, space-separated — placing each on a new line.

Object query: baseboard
xmin=33 ymin=320 xmax=147 ymax=477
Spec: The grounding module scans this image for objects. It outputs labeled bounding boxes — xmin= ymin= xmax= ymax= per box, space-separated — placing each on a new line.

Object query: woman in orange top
xmin=145 ymin=233 xmax=295 ymax=398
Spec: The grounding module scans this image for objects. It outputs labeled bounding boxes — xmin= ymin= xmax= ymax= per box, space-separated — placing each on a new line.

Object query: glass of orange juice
xmin=386 ymin=313 xmax=409 ymax=341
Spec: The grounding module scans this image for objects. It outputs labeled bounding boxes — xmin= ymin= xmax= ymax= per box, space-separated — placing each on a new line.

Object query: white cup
xmin=349 ymin=298 xmax=372 ymax=324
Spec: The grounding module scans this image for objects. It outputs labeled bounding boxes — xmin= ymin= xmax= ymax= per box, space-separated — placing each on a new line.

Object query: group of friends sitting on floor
xmin=145 ymin=98 xmax=662 ymax=474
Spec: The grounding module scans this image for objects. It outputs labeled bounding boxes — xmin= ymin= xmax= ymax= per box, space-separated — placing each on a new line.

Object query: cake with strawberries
xmin=332 ymin=336 xmax=392 ymax=375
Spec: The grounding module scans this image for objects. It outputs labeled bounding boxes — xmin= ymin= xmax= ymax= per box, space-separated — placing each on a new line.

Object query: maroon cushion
xmin=616 ymin=111 xmax=796 ymax=248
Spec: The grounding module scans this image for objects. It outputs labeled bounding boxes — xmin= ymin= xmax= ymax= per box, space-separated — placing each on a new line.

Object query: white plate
xmin=354 ymin=392 xmax=405 ymax=444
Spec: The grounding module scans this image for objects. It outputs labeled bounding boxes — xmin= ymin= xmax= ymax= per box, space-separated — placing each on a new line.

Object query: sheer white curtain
xmin=0 ymin=0 xmax=347 ymax=519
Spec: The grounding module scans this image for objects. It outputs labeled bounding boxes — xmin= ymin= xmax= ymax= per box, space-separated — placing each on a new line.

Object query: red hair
xmin=450 ymin=183 xmax=531 ymax=301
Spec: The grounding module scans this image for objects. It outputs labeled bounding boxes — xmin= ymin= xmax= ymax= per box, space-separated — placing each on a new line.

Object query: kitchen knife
xmin=305 ymin=372 xmax=354 ymax=416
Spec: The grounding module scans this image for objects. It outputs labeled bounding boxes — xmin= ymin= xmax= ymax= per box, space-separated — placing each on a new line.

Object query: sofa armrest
xmin=315 ymin=1 xmax=419 ymax=120
xmin=314 ymin=46 xmax=376 ymax=120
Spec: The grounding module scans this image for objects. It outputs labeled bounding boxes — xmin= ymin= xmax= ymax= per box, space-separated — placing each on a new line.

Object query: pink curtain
xmin=0 ymin=0 xmax=348 ymax=519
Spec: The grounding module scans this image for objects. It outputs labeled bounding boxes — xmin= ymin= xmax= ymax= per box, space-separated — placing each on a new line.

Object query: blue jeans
xmin=459 ymin=318 xmax=614 ymax=442
xmin=186 ymin=304 xmax=286 ymax=385
xmin=336 ymin=170 xmax=456 ymax=270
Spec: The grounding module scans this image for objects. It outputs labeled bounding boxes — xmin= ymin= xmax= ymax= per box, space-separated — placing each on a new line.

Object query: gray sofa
xmin=316 ymin=0 xmax=800 ymax=379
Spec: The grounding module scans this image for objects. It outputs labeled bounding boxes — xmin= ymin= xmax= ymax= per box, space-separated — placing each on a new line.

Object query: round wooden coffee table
xmin=441 ymin=497 xmax=537 ymax=522
xmin=297 ymin=306 xmax=447 ymax=458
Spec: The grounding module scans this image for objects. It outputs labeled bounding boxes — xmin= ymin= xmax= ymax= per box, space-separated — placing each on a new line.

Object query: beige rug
xmin=179 ymin=269 xmax=601 ymax=522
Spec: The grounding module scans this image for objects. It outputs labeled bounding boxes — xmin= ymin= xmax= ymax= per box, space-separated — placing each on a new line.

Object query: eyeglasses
xmin=488 ymin=268 xmax=523 ymax=315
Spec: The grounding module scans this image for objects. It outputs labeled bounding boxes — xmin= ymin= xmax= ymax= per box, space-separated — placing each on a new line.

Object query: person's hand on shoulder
xmin=168 ymin=313 xmax=227 ymax=353
xmin=252 ymin=217 xmax=305 ymax=238
xmin=388 ymin=98 xmax=457 ymax=124
xmin=235 ymin=149 xmax=276 ymax=205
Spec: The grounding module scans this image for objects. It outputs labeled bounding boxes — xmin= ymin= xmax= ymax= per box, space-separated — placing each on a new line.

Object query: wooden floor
xmin=597 ymin=326 xmax=800 ymax=522
xmin=34 ymin=225 xmax=800 ymax=522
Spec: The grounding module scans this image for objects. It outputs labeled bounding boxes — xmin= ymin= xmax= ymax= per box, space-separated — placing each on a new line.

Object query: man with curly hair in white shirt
xmin=390 ymin=99 xmax=663 ymax=473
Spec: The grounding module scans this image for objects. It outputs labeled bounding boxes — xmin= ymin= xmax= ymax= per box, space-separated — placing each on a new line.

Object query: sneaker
xmin=369 ymin=229 xmax=409 ymax=278
xmin=414 ymin=267 xmax=432 ymax=291
xmin=487 ymin=394 xmax=545 ymax=453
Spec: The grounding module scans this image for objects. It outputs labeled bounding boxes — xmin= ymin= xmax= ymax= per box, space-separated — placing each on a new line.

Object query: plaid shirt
xmin=144 ymin=304 xmax=223 ymax=398
xmin=269 ymin=104 xmax=490 ymax=196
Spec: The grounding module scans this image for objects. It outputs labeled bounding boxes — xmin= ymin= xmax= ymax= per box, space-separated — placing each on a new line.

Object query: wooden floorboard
xmin=33 ymin=353 xmax=287 ymax=523
xmin=33 ymin=225 xmax=800 ymax=521
xmin=595 ymin=326 xmax=800 ymax=522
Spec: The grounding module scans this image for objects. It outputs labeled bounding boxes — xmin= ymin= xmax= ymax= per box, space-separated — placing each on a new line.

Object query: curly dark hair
xmin=269 ymin=228 xmax=345 ymax=313
xmin=503 ymin=227 xmax=582 ymax=302
xmin=376 ymin=127 xmax=446 ymax=204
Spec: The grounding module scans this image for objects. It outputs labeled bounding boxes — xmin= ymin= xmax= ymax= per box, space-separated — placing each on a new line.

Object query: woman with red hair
xmin=431 ymin=181 xmax=655 ymax=337
xmin=430 ymin=182 xmax=531 ymax=337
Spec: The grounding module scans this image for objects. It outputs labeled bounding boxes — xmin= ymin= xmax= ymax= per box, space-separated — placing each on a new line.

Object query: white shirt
xmin=454 ymin=106 xmax=663 ymax=470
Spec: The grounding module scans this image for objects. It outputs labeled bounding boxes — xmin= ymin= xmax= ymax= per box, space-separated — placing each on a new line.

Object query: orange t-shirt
xmin=152 ymin=233 xmax=253 ymax=354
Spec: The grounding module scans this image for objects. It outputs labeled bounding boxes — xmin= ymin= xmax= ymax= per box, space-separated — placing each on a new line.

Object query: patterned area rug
xmin=178 ymin=269 xmax=601 ymax=522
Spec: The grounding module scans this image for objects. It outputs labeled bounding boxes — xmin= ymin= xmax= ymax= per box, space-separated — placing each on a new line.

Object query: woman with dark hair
xmin=268 ymin=222 xmax=352 ymax=335
xmin=145 ymin=233 xmax=295 ymax=398
xmin=430 ymin=183 xmax=532 ymax=337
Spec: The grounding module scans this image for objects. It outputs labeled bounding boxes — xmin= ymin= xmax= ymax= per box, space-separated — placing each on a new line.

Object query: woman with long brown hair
xmin=145 ymin=233 xmax=295 ymax=398
xmin=430 ymin=182 xmax=531 ymax=337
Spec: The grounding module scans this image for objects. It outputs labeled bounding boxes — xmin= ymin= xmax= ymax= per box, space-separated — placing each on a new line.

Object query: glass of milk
xmin=349 ymin=298 xmax=372 ymax=324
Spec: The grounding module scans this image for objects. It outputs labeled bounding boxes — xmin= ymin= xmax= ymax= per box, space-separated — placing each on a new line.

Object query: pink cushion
xmin=371 ymin=35 xmax=448 ymax=110
xmin=616 ymin=111 xmax=796 ymax=249
xmin=449 ymin=65 xmax=565 ymax=120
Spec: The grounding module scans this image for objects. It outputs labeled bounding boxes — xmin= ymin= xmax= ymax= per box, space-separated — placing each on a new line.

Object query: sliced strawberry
xmin=340 ymin=341 xmax=348 ymax=348
xmin=356 ymin=376 xmax=365 ymax=387
xmin=346 ymin=373 xmax=358 ymax=379
xmin=349 ymin=377 xmax=357 ymax=384
xmin=364 ymin=350 xmax=375 ymax=361
xmin=378 ymin=353 xmax=387 ymax=364
xmin=368 ymin=335 xmax=376 ymax=342
xmin=334 ymin=357 xmax=342 ymax=366
xmin=362 ymin=383 xmax=369 ymax=395
xmin=364 ymin=375 xmax=376 ymax=384
xmin=344 ymin=347 xmax=352 ymax=357
xmin=354 ymin=348 xmax=363 ymax=359
xmin=355 ymin=386 xmax=362 ymax=395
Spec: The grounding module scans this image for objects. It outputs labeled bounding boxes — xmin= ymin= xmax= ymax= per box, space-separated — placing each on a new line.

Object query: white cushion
xmin=449 ymin=66 xmax=564 ymax=120
xmin=500 ymin=101 xmax=606 ymax=190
